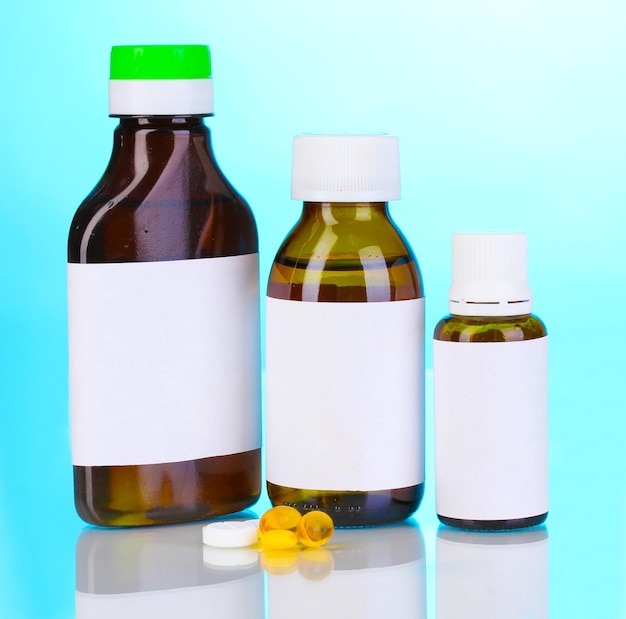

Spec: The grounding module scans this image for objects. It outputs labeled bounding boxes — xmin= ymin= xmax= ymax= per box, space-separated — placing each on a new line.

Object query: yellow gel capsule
xmin=297 ymin=511 xmax=334 ymax=548
xmin=259 ymin=505 xmax=302 ymax=534
xmin=259 ymin=529 xmax=299 ymax=550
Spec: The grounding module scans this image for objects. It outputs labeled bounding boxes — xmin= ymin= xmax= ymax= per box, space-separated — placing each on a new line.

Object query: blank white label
xmin=265 ymin=297 xmax=425 ymax=491
xmin=68 ymin=254 xmax=261 ymax=467
xmin=434 ymin=337 xmax=549 ymax=520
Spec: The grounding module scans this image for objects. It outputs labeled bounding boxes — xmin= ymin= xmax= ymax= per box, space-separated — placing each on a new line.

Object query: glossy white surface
xmin=0 ymin=370 xmax=624 ymax=617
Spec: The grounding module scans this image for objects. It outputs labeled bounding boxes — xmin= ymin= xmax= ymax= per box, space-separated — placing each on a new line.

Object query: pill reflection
xmin=297 ymin=548 xmax=334 ymax=581
xmin=267 ymin=520 xmax=426 ymax=619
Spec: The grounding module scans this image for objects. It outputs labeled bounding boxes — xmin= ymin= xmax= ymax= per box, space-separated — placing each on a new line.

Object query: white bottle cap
xmin=291 ymin=134 xmax=401 ymax=202
xmin=108 ymin=45 xmax=214 ymax=116
xmin=448 ymin=232 xmax=533 ymax=316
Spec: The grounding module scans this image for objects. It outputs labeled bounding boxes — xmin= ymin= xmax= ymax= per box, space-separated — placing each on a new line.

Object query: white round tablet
xmin=202 ymin=519 xmax=260 ymax=548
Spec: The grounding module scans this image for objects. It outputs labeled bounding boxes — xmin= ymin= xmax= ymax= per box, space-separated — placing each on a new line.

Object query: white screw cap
xmin=448 ymin=232 xmax=533 ymax=316
xmin=291 ymin=134 xmax=400 ymax=203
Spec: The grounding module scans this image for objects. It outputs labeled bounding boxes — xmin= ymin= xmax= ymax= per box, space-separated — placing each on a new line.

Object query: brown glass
xmin=434 ymin=313 xmax=548 ymax=531
xmin=69 ymin=116 xmax=260 ymax=526
xmin=267 ymin=202 xmax=425 ymax=526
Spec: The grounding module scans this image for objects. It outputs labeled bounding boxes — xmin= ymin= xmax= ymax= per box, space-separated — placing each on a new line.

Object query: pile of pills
xmin=202 ymin=506 xmax=334 ymax=551
xmin=260 ymin=506 xmax=334 ymax=549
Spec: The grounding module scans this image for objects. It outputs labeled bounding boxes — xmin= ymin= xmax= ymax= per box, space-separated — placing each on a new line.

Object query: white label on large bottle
xmin=265 ymin=297 xmax=425 ymax=491
xmin=68 ymin=254 xmax=260 ymax=467
xmin=434 ymin=337 xmax=549 ymax=520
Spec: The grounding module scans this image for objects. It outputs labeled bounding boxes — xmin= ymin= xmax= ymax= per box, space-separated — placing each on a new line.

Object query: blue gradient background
xmin=1 ymin=1 xmax=624 ymax=617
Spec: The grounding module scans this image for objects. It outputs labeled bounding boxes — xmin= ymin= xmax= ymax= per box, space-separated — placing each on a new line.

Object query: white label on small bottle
xmin=434 ymin=337 xmax=549 ymax=521
xmin=68 ymin=254 xmax=261 ymax=467
xmin=265 ymin=297 xmax=425 ymax=491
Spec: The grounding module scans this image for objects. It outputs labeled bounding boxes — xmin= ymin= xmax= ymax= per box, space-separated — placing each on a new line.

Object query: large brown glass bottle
xmin=69 ymin=115 xmax=261 ymax=526
xmin=266 ymin=199 xmax=425 ymax=526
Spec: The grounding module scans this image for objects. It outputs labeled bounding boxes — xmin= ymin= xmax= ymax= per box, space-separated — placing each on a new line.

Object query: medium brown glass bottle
xmin=265 ymin=135 xmax=425 ymax=526
xmin=68 ymin=46 xmax=261 ymax=526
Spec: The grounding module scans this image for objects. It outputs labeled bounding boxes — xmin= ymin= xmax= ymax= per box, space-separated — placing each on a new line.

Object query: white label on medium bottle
xmin=434 ymin=337 xmax=548 ymax=521
xmin=68 ymin=254 xmax=261 ymax=467
xmin=265 ymin=297 xmax=425 ymax=491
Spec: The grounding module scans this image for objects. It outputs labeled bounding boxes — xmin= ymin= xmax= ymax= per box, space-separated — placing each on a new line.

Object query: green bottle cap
xmin=110 ymin=45 xmax=212 ymax=80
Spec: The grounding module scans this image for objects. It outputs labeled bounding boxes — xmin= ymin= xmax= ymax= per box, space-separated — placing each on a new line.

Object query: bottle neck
xmin=104 ymin=116 xmax=215 ymax=183
xmin=448 ymin=312 xmax=533 ymax=320
xmin=301 ymin=201 xmax=391 ymax=225
xmin=115 ymin=115 xmax=208 ymax=129
xmin=113 ymin=115 xmax=211 ymax=143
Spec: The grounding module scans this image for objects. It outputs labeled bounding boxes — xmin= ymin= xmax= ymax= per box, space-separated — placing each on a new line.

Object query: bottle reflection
xmin=436 ymin=526 xmax=549 ymax=619
xmin=267 ymin=521 xmax=426 ymax=619
xmin=75 ymin=518 xmax=263 ymax=619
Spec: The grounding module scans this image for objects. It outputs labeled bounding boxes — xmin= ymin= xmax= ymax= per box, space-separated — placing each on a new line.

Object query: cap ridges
xmin=448 ymin=232 xmax=533 ymax=316
xmin=291 ymin=134 xmax=401 ymax=203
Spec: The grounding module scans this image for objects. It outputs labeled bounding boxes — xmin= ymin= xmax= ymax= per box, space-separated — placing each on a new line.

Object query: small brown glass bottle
xmin=434 ymin=232 xmax=548 ymax=530
xmin=265 ymin=134 xmax=425 ymax=526
xmin=68 ymin=46 xmax=261 ymax=526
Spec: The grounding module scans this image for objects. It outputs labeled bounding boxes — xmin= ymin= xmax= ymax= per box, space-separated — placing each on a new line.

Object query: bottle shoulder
xmin=69 ymin=194 xmax=257 ymax=264
xmin=276 ymin=211 xmax=415 ymax=261
xmin=434 ymin=314 xmax=547 ymax=342
xmin=268 ymin=203 xmax=423 ymax=302
xmin=68 ymin=124 xmax=257 ymax=263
